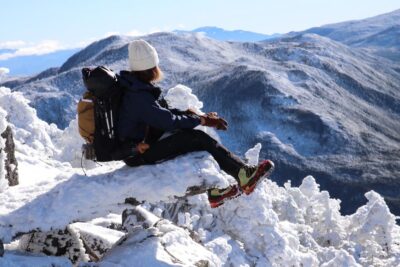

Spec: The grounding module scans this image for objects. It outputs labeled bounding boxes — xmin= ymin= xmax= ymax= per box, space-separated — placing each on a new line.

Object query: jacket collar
xmin=119 ymin=70 xmax=161 ymax=99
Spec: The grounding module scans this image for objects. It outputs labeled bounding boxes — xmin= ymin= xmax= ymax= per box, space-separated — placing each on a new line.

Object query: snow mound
xmin=164 ymin=84 xmax=203 ymax=113
xmin=209 ymin=176 xmax=400 ymax=266
xmin=0 ymin=87 xmax=61 ymax=157
xmin=0 ymin=86 xmax=400 ymax=266
xmin=0 ymin=152 xmax=231 ymax=242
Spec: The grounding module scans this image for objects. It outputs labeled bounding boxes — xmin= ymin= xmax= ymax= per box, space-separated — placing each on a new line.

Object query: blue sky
xmin=0 ymin=0 xmax=399 ymax=56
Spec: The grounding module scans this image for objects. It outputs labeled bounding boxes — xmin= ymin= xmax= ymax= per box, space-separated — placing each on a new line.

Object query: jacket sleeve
xmin=139 ymin=93 xmax=201 ymax=131
xmin=169 ymin=108 xmax=187 ymax=115
xmin=157 ymin=97 xmax=186 ymax=115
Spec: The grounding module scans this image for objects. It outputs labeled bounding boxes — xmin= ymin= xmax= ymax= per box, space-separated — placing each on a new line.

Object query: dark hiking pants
xmin=123 ymin=129 xmax=245 ymax=182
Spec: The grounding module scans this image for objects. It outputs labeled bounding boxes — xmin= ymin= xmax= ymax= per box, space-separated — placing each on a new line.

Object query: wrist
xmin=200 ymin=116 xmax=206 ymax=126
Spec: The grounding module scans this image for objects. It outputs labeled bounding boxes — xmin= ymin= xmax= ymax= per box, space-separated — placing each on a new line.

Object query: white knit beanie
xmin=128 ymin=40 xmax=159 ymax=71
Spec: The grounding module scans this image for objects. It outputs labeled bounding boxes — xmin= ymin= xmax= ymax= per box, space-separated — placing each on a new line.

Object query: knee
xmin=189 ymin=129 xmax=210 ymax=139
xmin=187 ymin=129 xmax=217 ymax=146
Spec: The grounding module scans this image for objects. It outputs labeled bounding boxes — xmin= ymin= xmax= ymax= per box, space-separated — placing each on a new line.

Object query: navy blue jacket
xmin=117 ymin=71 xmax=201 ymax=142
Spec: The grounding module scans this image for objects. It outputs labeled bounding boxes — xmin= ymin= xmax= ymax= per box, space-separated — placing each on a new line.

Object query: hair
xmin=132 ymin=66 xmax=163 ymax=83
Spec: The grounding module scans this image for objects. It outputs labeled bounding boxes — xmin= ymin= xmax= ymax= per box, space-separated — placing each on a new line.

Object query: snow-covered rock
xmin=122 ymin=206 xmax=161 ymax=232
xmin=102 ymin=217 xmax=221 ymax=267
xmin=70 ymin=222 xmax=125 ymax=261
xmin=1 ymin=126 xmax=18 ymax=186
xmin=0 ymin=87 xmax=61 ymax=157
xmin=0 ymin=105 xmax=7 ymax=192
xmin=18 ymin=226 xmax=87 ymax=264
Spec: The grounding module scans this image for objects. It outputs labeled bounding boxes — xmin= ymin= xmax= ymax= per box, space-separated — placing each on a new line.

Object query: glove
xmin=205 ymin=112 xmax=218 ymax=119
xmin=185 ymin=109 xmax=218 ymax=118
xmin=185 ymin=108 xmax=228 ymax=130
xmin=200 ymin=115 xmax=228 ymax=130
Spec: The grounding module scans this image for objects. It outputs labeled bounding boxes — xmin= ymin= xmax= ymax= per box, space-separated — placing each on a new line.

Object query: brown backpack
xmin=77 ymin=91 xmax=95 ymax=144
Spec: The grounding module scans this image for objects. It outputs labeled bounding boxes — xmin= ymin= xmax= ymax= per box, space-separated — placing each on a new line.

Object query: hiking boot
xmin=238 ymin=160 xmax=275 ymax=195
xmin=208 ymin=185 xmax=241 ymax=208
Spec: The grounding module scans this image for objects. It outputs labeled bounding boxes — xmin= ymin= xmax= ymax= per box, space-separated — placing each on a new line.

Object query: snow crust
xmin=0 ymin=85 xmax=400 ymax=266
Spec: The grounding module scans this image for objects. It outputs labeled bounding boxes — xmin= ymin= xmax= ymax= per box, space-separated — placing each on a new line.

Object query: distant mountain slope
xmin=296 ymin=9 xmax=400 ymax=60
xmin=2 ymin=32 xmax=400 ymax=215
xmin=303 ymin=9 xmax=400 ymax=44
xmin=0 ymin=48 xmax=80 ymax=76
xmin=175 ymin=26 xmax=280 ymax=42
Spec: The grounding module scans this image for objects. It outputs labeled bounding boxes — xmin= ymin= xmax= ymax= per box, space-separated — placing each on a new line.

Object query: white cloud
xmin=0 ymin=40 xmax=66 ymax=60
xmin=0 ymin=25 xmax=182 ymax=62
xmin=0 ymin=41 xmax=26 ymax=50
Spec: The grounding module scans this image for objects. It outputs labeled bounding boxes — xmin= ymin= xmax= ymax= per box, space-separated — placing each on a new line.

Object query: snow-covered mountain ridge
xmin=1 ymin=29 xmax=400 ymax=215
xmin=293 ymin=9 xmax=400 ymax=60
xmin=1 ymin=86 xmax=400 ymax=266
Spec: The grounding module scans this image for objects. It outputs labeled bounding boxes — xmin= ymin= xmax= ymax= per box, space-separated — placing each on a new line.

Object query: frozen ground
xmin=1 ymin=86 xmax=400 ymax=266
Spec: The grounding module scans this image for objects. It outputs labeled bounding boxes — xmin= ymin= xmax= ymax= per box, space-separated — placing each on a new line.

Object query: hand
xmin=200 ymin=116 xmax=228 ymax=130
xmin=136 ymin=142 xmax=150 ymax=154
xmin=205 ymin=112 xmax=218 ymax=118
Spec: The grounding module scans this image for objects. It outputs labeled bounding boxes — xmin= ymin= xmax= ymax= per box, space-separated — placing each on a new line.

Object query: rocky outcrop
xmin=17 ymin=223 xmax=125 ymax=264
xmin=1 ymin=126 xmax=18 ymax=186
xmin=19 ymin=226 xmax=87 ymax=264
xmin=102 ymin=206 xmax=218 ymax=266
xmin=122 ymin=206 xmax=161 ymax=232
xmin=14 ymin=205 xmax=212 ymax=265
xmin=70 ymin=222 xmax=124 ymax=262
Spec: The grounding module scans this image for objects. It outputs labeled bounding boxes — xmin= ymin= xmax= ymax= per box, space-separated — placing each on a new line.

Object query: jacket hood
xmin=119 ymin=70 xmax=162 ymax=99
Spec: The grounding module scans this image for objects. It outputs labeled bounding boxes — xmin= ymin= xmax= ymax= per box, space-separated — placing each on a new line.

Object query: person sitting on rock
xmin=118 ymin=39 xmax=274 ymax=208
